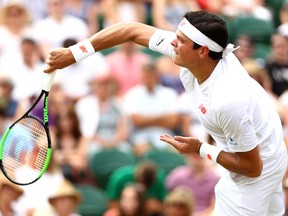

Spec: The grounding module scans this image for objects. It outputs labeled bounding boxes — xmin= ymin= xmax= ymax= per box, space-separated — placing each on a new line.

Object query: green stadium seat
xmin=88 ymin=149 xmax=136 ymax=189
xmin=75 ymin=184 xmax=108 ymax=216
xmin=142 ymin=149 xmax=186 ymax=175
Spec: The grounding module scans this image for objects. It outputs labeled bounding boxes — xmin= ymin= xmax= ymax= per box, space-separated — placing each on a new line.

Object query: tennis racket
xmin=0 ymin=71 xmax=56 ymax=185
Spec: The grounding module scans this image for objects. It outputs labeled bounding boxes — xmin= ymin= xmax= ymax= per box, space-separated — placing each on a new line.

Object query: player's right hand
xmin=44 ymin=48 xmax=76 ymax=73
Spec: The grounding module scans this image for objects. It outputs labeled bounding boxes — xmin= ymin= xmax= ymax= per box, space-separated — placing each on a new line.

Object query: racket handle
xmin=42 ymin=71 xmax=56 ymax=92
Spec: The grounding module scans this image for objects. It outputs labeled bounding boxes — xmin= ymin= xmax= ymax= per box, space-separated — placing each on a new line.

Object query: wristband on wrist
xmin=199 ymin=142 xmax=222 ymax=163
xmin=69 ymin=39 xmax=95 ymax=62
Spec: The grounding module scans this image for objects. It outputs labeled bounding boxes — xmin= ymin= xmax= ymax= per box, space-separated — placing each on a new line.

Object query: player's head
xmin=180 ymin=10 xmax=228 ymax=60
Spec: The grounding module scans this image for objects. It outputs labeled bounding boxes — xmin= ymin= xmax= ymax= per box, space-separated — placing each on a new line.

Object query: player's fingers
xmin=160 ymin=134 xmax=181 ymax=149
xmin=174 ymin=136 xmax=193 ymax=143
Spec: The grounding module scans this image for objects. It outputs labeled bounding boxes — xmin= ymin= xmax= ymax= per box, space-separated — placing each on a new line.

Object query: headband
xmin=178 ymin=18 xmax=239 ymax=57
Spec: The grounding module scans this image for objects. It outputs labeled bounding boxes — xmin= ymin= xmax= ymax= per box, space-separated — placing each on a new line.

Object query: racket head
xmin=0 ymin=115 xmax=52 ymax=185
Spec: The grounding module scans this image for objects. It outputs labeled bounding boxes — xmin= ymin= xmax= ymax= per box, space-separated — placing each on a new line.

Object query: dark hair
xmin=119 ymin=183 xmax=147 ymax=216
xmin=134 ymin=161 xmax=156 ymax=189
xmin=184 ymin=10 xmax=228 ymax=60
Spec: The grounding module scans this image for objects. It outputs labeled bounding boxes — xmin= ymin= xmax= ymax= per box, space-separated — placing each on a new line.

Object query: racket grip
xmin=42 ymin=71 xmax=56 ymax=92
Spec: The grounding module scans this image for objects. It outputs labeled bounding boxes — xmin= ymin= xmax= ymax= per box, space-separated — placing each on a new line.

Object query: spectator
xmin=123 ymin=62 xmax=179 ymax=156
xmin=33 ymin=179 xmax=82 ymax=216
xmin=0 ymin=174 xmax=24 ymax=216
xmin=14 ymin=151 xmax=65 ymax=216
xmin=163 ymin=186 xmax=195 ymax=216
xmin=105 ymin=41 xmax=151 ymax=96
xmin=56 ymin=38 xmax=110 ymax=103
xmin=75 ymin=72 xmax=131 ymax=155
xmin=0 ymin=0 xmax=48 ymax=22
xmin=47 ymin=179 xmax=82 ymax=216
xmin=64 ymin=0 xmax=99 ymax=36
xmin=0 ymin=0 xmax=32 ymax=59
xmin=31 ymin=0 xmax=89 ymax=58
xmin=53 ymin=104 xmax=91 ymax=184
xmin=151 ymin=0 xmax=199 ymax=31
xmin=265 ymin=33 xmax=288 ymax=97
xmin=106 ymin=161 xmax=167 ymax=216
xmin=156 ymin=55 xmax=185 ymax=94
xmin=221 ymin=0 xmax=272 ymax=20
xmin=104 ymin=183 xmax=148 ymax=216
xmin=277 ymin=1 xmax=288 ymax=37
xmin=165 ymin=154 xmax=220 ymax=216
xmin=1 ymin=37 xmax=45 ymax=102
xmin=233 ymin=35 xmax=256 ymax=63
xmin=0 ymin=74 xmax=23 ymax=120
xmin=99 ymin=0 xmax=146 ymax=29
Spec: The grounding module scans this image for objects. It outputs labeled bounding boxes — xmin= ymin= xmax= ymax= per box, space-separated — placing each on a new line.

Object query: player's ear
xmin=199 ymin=46 xmax=209 ymax=58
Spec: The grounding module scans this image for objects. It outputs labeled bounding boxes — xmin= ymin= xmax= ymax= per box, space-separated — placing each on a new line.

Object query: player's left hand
xmin=160 ymin=134 xmax=202 ymax=154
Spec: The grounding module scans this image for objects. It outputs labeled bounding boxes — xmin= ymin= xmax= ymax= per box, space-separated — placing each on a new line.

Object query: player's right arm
xmin=44 ymin=22 xmax=157 ymax=73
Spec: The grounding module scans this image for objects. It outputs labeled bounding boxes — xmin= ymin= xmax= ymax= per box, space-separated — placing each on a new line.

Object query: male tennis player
xmin=44 ymin=10 xmax=287 ymax=215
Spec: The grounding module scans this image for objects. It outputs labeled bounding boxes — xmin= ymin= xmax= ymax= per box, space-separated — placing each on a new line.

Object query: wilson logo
xmin=43 ymin=97 xmax=49 ymax=123
xmin=79 ymin=45 xmax=88 ymax=53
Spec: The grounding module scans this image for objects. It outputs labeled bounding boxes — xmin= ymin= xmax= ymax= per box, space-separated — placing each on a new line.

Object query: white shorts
xmin=214 ymin=150 xmax=287 ymax=216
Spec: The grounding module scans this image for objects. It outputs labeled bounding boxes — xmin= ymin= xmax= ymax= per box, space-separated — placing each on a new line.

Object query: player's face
xmin=171 ymin=30 xmax=200 ymax=68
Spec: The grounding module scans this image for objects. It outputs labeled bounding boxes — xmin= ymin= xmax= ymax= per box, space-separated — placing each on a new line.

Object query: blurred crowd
xmin=0 ymin=0 xmax=288 ymax=216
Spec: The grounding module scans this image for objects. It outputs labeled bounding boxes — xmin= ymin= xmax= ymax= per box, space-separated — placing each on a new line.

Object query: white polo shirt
xmin=149 ymin=29 xmax=287 ymax=184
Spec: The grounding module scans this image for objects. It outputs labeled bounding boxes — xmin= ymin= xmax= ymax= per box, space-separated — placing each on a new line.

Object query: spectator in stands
xmin=165 ymin=154 xmax=220 ymax=216
xmin=277 ymin=0 xmax=288 ymax=37
xmin=265 ymin=33 xmax=288 ymax=97
xmin=0 ymin=175 xmax=24 ymax=216
xmin=64 ymin=0 xmax=99 ymax=36
xmin=221 ymin=0 xmax=272 ymax=20
xmin=106 ymin=160 xmax=167 ymax=216
xmin=123 ymin=62 xmax=179 ymax=156
xmin=156 ymin=55 xmax=185 ymax=94
xmin=32 ymin=0 xmax=89 ymax=57
xmin=1 ymin=37 xmax=45 ymax=102
xmin=56 ymin=38 xmax=110 ymax=102
xmin=151 ymin=0 xmax=200 ymax=31
xmin=0 ymin=0 xmax=32 ymax=59
xmin=14 ymin=151 xmax=65 ymax=216
xmin=233 ymin=35 xmax=256 ymax=63
xmin=99 ymin=0 xmax=146 ymax=29
xmin=104 ymin=183 xmax=148 ymax=216
xmin=0 ymin=0 xmax=48 ymax=22
xmin=53 ymin=104 xmax=91 ymax=184
xmin=0 ymin=74 xmax=22 ymax=120
xmin=47 ymin=179 xmax=82 ymax=216
xmin=75 ymin=72 xmax=131 ymax=156
xmin=33 ymin=179 xmax=82 ymax=216
xmin=105 ymin=41 xmax=151 ymax=96
xmin=163 ymin=186 xmax=195 ymax=216
xmin=279 ymin=91 xmax=288 ymax=149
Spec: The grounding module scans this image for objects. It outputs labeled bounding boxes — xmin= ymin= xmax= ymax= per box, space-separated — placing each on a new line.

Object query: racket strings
xmin=2 ymin=117 xmax=48 ymax=183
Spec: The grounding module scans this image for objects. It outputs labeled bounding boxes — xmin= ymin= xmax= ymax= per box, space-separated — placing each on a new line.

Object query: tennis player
xmin=44 ymin=10 xmax=287 ymax=216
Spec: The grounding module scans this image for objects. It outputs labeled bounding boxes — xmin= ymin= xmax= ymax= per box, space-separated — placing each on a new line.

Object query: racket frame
xmin=0 ymin=72 xmax=55 ymax=185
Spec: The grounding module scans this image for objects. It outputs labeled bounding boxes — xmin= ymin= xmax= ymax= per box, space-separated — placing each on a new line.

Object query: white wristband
xmin=199 ymin=142 xmax=222 ymax=163
xmin=69 ymin=39 xmax=95 ymax=62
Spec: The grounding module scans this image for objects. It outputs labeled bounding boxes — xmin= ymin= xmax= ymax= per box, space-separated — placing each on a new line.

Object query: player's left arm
xmin=160 ymin=135 xmax=263 ymax=178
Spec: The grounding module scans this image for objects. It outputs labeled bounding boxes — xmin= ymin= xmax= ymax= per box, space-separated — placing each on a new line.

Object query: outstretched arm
xmin=44 ymin=22 xmax=157 ymax=73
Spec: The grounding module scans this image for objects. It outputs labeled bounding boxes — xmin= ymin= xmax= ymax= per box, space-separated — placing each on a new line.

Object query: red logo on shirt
xmin=79 ymin=45 xmax=88 ymax=53
xmin=207 ymin=154 xmax=212 ymax=160
xmin=198 ymin=104 xmax=207 ymax=114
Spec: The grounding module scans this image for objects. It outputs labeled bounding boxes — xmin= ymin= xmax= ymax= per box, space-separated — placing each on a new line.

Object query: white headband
xmin=178 ymin=18 xmax=239 ymax=57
